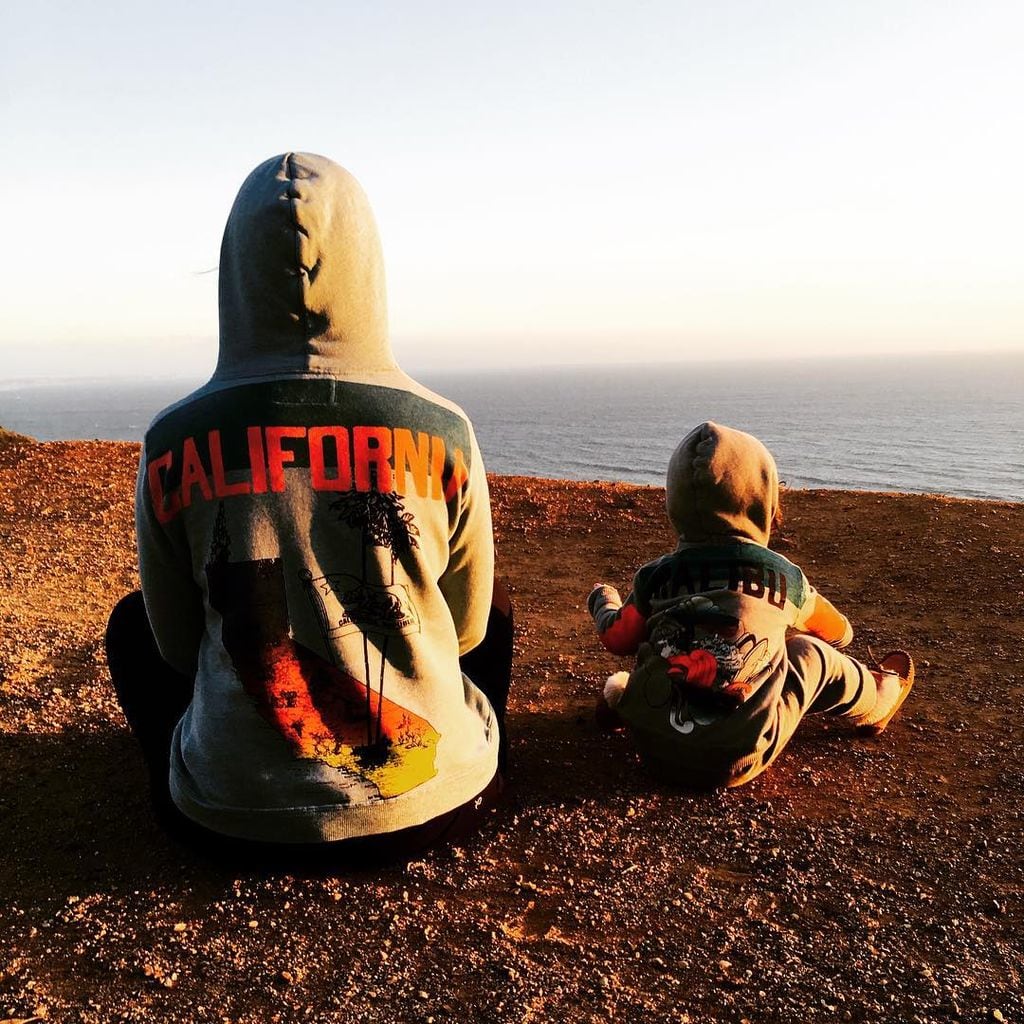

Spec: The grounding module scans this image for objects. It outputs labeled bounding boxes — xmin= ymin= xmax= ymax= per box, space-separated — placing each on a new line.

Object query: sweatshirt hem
xmin=168 ymin=751 xmax=499 ymax=845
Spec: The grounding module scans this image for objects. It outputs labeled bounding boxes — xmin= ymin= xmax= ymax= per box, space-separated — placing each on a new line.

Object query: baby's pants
xmin=726 ymin=634 xmax=880 ymax=787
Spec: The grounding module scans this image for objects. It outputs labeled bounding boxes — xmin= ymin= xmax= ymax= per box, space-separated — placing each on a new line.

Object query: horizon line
xmin=1 ymin=346 xmax=1021 ymax=388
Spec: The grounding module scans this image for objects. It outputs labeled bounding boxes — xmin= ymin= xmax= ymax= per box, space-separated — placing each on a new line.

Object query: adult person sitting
xmin=105 ymin=152 xmax=512 ymax=862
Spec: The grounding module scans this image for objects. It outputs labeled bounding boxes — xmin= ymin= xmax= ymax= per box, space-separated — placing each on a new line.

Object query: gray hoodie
xmin=136 ymin=153 xmax=498 ymax=842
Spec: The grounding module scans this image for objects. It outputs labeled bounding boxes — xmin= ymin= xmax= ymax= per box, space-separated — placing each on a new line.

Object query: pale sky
xmin=2 ymin=0 xmax=1022 ymax=378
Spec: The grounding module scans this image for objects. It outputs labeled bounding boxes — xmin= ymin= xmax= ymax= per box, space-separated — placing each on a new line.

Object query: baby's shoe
xmin=857 ymin=651 xmax=915 ymax=736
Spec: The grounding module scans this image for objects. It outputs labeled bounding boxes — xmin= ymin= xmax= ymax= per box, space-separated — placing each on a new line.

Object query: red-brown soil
xmin=0 ymin=436 xmax=1021 ymax=1024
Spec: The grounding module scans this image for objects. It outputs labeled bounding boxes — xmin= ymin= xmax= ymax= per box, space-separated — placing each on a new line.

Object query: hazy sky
xmin=2 ymin=1 xmax=1022 ymax=378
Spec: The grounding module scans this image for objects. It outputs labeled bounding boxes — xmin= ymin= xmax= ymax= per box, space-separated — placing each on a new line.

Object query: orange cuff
xmin=803 ymin=593 xmax=853 ymax=648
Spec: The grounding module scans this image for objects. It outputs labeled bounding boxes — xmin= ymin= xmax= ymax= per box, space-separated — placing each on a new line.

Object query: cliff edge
xmin=1 ymin=438 xmax=1021 ymax=1023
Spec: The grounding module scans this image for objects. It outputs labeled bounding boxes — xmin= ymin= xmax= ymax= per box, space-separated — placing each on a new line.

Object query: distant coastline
xmin=1 ymin=352 xmax=1021 ymax=502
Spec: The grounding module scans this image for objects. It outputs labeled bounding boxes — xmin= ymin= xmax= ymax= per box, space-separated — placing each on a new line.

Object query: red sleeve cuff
xmin=599 ymin=602 xmax=647 ymax=655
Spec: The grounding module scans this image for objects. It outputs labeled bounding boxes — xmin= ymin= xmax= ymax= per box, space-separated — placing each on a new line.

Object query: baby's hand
xmin=588 ymin=583 xmax=621 ymax=617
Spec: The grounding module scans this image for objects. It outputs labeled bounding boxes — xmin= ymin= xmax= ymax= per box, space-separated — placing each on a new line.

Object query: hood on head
xmin=666 ymin=421 xmax=779 ymax=546
xmin=215 ymin=152 xmax=394 ymax=380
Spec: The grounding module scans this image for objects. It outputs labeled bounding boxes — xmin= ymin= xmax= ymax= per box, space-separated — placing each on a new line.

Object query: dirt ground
xmin=0 ymin=435 xmax=1022 ymax=1024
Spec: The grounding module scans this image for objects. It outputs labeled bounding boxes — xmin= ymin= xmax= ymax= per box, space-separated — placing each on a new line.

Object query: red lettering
xmin=353 ymin=426 xmax=393 ymax=492
xmin=180 ymin=436 xmax=213 ymax=507
xmin=266 ymin=426 xmax=307 ymax=493
xmin=247 ymin=426 xmax=268 ymax=494
xmin=444 ymin=447 xmax=469 ymax=501
xmin=146 ymin=451 xmax=181 ymax=524
xmin=309 ymin=426 xmax=352 ymax=491
xmin=208 ymin=430 xmax=250 ymax=498
xmin=430 ymin=435 xmax=445 ymax=501
xmin=394 ymin=428 xmax=430 ymax=497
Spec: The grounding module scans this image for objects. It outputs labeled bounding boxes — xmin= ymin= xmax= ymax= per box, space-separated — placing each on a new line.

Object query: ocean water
xmin=1 ymin=353 xmax=1021 ymax=501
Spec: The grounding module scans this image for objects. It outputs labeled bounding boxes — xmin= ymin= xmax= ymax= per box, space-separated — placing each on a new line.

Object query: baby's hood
xmin=666 ymin=422 xmax=779 ymax=545
xmin=214 ymin=152 xmax=395 ymax=380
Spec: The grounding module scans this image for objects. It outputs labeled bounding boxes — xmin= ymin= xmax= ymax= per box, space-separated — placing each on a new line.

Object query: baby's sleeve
xmin=588 ymin=578 xmax=649 ymax=656
xmin=793 ymin=580 xmax=854 ymax=649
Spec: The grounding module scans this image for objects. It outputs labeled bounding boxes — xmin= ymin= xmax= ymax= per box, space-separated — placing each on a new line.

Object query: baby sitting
xmin=587 ymin=421 xmax=914 ymax=788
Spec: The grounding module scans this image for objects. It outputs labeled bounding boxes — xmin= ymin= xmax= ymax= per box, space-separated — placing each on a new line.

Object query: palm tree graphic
xmin=330 ymin=489 xmax=420 ymax=747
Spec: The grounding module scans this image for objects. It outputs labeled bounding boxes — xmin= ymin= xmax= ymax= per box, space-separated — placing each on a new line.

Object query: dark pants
xmin=105 ymin=587 xmax=513 ymax=866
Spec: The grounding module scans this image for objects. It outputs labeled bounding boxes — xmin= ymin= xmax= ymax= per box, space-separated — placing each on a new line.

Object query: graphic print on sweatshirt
xmin=205 ymin=502 xmax=439 ymax=801
xmin=647 ymin=594 xmax=772 ymax=710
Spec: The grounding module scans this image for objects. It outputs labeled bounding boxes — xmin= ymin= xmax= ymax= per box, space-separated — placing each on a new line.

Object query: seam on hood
xmin=285 ymin=152 xmax=313 ymax=339
xmin=285 ymin=152 xmax=304 ymax=331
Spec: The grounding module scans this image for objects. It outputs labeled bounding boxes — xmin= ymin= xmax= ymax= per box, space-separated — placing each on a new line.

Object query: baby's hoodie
xmin=589 ymin=422 xmax=852 ymax=780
